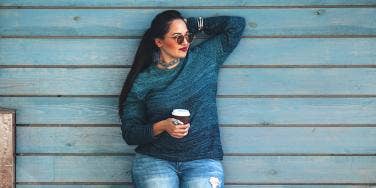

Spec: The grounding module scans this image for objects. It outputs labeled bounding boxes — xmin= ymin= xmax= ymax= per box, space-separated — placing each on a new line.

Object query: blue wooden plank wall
xmin=1 ymin=0 xmax=376 ymax=187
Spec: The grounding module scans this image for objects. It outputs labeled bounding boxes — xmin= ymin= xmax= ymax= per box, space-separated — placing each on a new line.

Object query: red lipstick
xmin=179 ymin=47 xmax=188 ymax=52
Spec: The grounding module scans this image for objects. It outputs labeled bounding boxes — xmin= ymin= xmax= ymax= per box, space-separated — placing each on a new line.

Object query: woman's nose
xmin=181 ymin=36 xmax=189 ymax=45
xmin=180 ymin=39 xmax=188 ymax=45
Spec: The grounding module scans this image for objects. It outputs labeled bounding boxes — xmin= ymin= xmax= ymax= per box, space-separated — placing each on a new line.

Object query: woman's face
xmin=154 ymin=19 xmax=190 ymax=62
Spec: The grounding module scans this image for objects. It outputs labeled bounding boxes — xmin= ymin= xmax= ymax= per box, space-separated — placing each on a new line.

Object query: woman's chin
xmin=177 ymin=52 xmax=188 ymax=58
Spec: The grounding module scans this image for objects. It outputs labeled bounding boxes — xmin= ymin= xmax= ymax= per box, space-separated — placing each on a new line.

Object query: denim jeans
xmin=132 ymin=153 xmax=224 ymax=188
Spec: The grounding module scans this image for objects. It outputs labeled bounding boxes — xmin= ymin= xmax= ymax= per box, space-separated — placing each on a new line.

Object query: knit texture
xmin=120 ymin=16 xmax=246 ymax=162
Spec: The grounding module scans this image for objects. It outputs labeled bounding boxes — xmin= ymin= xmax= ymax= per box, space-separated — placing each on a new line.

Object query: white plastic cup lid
xmin=172 ymin=109 xmax=190 ymax=116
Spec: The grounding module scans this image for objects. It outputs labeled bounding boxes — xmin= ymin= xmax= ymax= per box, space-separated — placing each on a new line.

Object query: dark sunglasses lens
xmin=177 ymin=35 xmax=184 ymax=44
xmin=176 ymin=34 xmax=194 ymax=44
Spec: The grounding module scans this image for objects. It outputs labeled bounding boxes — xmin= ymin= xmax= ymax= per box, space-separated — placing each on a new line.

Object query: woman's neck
xmin=157 ymin=59 xmax=180 ymax=69
xmin=160 ymin=53 xmax=175 ymax=64
xmin=156 ymin=52 xmax=180 ymax=69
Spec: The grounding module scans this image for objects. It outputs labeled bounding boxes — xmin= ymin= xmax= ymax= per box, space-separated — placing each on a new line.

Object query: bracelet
xmin=197 ymin=17 xmax=204 ymax=31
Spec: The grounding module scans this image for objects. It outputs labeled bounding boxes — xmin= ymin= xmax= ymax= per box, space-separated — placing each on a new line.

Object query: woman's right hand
xmin=153 ymin=118 xmax=190 ymax=139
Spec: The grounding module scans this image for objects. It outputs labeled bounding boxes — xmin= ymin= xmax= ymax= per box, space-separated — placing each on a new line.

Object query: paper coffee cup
xmin=171 ymin=109 xmax=190 ymax=124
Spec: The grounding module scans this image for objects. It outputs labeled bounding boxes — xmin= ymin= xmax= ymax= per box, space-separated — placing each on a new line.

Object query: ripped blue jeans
xmin=132 ymin=153 xmax=224 ymax=188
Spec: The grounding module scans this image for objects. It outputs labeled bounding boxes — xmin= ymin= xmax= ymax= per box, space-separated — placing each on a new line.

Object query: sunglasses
xmin=169 ymin=33 xmax=194 ymax=45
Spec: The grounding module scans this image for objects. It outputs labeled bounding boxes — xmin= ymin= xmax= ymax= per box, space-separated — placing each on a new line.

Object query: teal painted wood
xmin=0 ymin=68 xmax=130 ymax=95
xmin=16 ymin=186 xmax=134 ymax=188
xmin=220 ymin=98 xmax=376 ymax=124
xmin=0 ymin=97 xmax=375 ymax=124
xmin=0 ymin=97 xmax=119 ymax=124
xmin=16 ymin=156 xmax=376 ymax=183
xmin=16 ymin=127 xmax=376 ymax=154
xmin=219 ymin=68 xmax=376 ymax=95
xmin=211 ymin=186 xmax=375 ymax=188
xmin=1 ymin=68 xmax=376 ymax=95
xmin=222 ymin=186 xmax=374 ymax=188
xmin=1 ymin=0 xmax=376 ymax=6
xmin=1 ymin=38 xmax=376 ymax=66
xmin=16 ymin=127 xmax=135 ymax=154
xmin=0 ymin=1 xmax=374 ymax=186
xmin=223 ymin=156 xmax=376 ymax=183
xmin=0 ymin=39 xmax=139 ymax=66
xmin=16 ymin=186 xmax=132 ymax=188
xmin=1 ymin=9 xmax=376 ymax=36
xmin=16 ymin=156 xmax=133 ymax=182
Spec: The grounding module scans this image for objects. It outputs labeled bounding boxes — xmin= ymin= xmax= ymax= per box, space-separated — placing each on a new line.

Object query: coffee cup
xmin=171 ymin=109 xmax=190 ymax=125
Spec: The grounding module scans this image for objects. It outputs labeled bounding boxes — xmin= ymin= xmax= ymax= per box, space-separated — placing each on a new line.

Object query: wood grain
xmin=0 ymin=97 xmax=375 ymax=125
xmin=1 ymin=9 xmax=375 ymax=36
xmin=1 ymin=68 xmax=376 ymax=95
xmin=1 ymin=38 xmax=375 ymax=66
xmin=2 ymin=0 xmax=376 ymax=6
xmin=16 ymin=126 xmax=376 ymax=154
xmin=16 ymin=156 xmax=376 ymax=183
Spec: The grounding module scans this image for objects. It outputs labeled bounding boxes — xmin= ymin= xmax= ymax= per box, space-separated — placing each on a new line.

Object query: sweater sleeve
xmin=186 ymin=16 xmax=246 ymax=66
xmin=119 ymin=88 xmax=158 ymax=145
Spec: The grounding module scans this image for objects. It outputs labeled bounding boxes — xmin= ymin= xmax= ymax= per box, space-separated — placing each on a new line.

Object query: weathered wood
xmin=0 ymin=97 xmax=375 ymax=125
xmin=1 ymin=68 xmax=376 ymax=95
xmin=1 ymin=0 xmax=376 ymax=7
xmin=16 ymin=126 xmax=376 ymax=154
xmin=16 ymin=156 xmax=376 ymax=183
xmin=16 ymin=186 xmax=133 ymax=188
xmin=0 ymin=107 xmax=16 ymax=188
xmin=1 ymin=38 xmax=375 ymax=66
xmin=1 ymin=1 xmax=375 ymax=186
xmin=1 ymin=9 xmax=376 ymax=36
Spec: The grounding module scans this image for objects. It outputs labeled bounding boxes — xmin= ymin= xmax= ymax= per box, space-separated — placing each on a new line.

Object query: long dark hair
xmin=118 ymin=10 xmax=185 ymax=116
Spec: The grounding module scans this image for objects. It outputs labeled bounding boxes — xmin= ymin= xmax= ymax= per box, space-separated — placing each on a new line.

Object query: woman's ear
xmin=154 ymin=38 xmax=163 ymax=48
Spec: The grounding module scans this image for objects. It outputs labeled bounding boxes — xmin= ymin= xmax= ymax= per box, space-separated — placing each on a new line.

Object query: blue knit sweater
xmin=120 ymin=16 xmax=245 ymax=162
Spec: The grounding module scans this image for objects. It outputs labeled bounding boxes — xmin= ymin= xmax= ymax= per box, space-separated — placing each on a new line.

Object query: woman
xmin=119 ymin=10 xmax=245 ymax=188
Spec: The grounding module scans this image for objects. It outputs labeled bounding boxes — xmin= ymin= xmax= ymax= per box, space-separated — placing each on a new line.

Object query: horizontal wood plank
xmin=2 ymin=0 xmax=376 ymax=7
xmin=0 ymin=97 xmax=375 ymax=124
xmin=16 ymin=156 xmax=376 ymax=183
xmin=1 ymin=38 xmax=375 ymax=66
xmin=1 ymin=9 xmax=376 ymax=36
xmin=1 ymin=68 xmax=375 ymax=95
xmin=17 ymin=186 xmax=132 ymax=188
xmin=16 ymin=126 xmax=376 ymax=154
